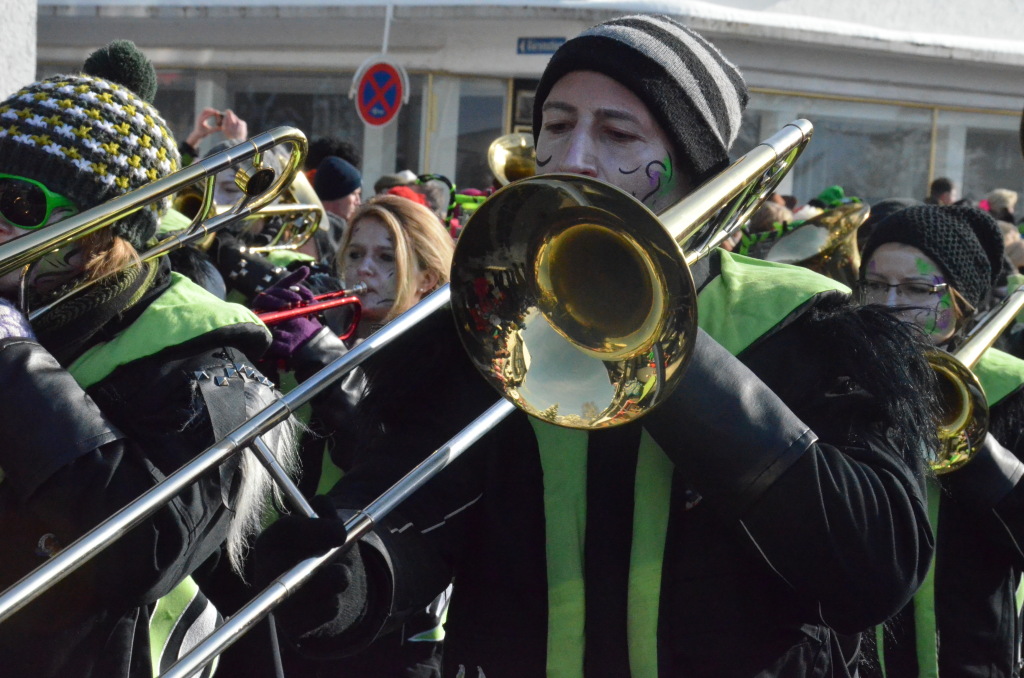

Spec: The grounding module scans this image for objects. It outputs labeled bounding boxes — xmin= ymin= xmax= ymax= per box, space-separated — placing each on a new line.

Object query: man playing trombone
xmin=254 ymin=15 xmax=940 ymax=677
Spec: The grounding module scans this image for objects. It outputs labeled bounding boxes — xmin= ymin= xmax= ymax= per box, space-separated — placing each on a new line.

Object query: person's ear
xmin=418 ymin=268 xmax=440 ymax=295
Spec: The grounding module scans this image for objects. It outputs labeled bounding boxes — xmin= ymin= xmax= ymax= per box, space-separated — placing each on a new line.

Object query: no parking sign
xmin=349 ymin=56 xmax=409 ymax=127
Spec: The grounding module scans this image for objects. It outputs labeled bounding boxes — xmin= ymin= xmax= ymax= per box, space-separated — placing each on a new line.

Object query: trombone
xmin=0 ymin=120 xmax=816 ymax=675
xmin=2 ymin=127 xmax=310 ymax=320
xmin=927 ymin=285 xmax=1024 ymax=473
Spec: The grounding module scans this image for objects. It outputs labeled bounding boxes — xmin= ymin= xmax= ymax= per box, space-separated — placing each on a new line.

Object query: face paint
xmin=534 ymin=71 xmax=691 ymax=214
xmin=859 ymin=243 xmax=960 ymax=345
xmin=342 ymin=217 xmax=398 ymax=323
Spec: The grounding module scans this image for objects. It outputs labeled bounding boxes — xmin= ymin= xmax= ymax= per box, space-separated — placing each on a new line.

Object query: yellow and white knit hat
xmin=0 ymin=62 xmax=180 ymax=248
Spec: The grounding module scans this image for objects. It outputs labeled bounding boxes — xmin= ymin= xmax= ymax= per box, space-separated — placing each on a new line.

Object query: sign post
xmin=350 ymin=56 xmax=409 ymax=128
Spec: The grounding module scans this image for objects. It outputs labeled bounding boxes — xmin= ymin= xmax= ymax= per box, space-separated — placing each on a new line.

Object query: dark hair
xmin=929 ymin=177 xmax=953 ymax=197
xmin=306 ymin=136 xmax=362 ymax=171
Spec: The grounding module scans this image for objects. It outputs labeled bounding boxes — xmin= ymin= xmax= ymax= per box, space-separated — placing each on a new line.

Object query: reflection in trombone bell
xmin=764 ymin=202 xmax=870 ymax=287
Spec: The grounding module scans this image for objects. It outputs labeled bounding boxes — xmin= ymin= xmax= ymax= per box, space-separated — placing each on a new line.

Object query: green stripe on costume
xmin=149 ymin=576 xmax=199 ymax=676
xmin=696 ymin=251 xmax=849 ymax=356
xmin=974 ymin=347 xmax=1024 ymax=407
xmin=266 ymin=249 xmax=316 ymax=268
xmin=534 ymin=419 xmax=588 ymax=678
xmin=911 ymin=480 xmax=942 ymax=678
xmin=69 ymin=272 xmax=268 ymax=388
xmin=627 ymin=430 xmax=674 ymax=678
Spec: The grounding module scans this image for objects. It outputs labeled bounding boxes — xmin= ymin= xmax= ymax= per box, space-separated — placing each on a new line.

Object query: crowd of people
xmin=0 ymin=15 xmax=1023 ymax=678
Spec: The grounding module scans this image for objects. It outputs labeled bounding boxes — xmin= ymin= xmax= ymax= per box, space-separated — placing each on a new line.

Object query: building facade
xmin=34 ymin=1 xmax=1024 ymax=207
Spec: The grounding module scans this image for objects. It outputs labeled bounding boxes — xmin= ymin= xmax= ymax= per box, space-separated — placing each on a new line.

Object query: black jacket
xmin=0 ymin=272 xmax=273 ymax=678
xmin=268 ymin=252 xmax=939 ymax=677
xmin=866 ymin=384 xmax=1024 ymax=678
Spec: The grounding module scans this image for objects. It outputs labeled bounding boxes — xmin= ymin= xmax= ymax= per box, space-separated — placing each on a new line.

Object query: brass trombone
xmin=0 ymin=120 xmax=815 ymax=676
xmin=764 ymin=202 xmax=870 ymax=287
xmin=487 ymin=132 xmax=537 ymax=186
xmin=927 ymin=285 xmax=1024 ymax=473
xmin=1 ymin=127 xmax=310 ymax=320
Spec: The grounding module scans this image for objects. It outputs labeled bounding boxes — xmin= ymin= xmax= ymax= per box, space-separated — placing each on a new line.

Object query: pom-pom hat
xmin=0 ymin=41 xmax=180 ymax=249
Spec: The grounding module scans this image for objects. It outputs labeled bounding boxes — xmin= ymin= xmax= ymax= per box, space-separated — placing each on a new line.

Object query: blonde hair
xmin=337 ymin=194 xmax=454 ymax=320
xmin=77 ymin=230 xmax=142 ymax=281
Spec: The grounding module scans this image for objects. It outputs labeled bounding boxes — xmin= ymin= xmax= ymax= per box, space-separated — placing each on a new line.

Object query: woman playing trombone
xmin=855 ymin=204 xmax=1024 ymax=678
xmin=0 ymin=42 xmax=296 ymax=678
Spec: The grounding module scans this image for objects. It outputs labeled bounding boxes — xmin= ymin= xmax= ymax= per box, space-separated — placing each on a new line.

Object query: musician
xmin=244 ymin=193 xmax=454 ymax=677
xmin=253 ymin=15 xmax=939 ymax=677
xmin=0 ymin=43 xmax=297 ymax=678
xmin=855 ymin=204 xmax=1024 ymax=678
xmin=255 ymin=193 xmax=454 ymax=487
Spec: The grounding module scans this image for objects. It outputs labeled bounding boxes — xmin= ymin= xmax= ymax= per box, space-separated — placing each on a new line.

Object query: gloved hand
xmin=0 ymin=298 xmax=35 ymax=341
xmin=253 ymin=266 xmax=323 ymax=361
xmin=642 ymin=327 xmax=815 ymax=509
xmin=253 ymin=495 xmax=368 ymax=640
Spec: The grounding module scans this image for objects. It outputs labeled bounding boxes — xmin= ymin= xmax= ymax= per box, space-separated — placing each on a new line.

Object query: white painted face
xmin=341 ymin=215 xmax=398 ymax=323
xmin=860 ymin=242 xmax=960 ymax=345
xmin=534 ymin=70 xmax=691 ymax=214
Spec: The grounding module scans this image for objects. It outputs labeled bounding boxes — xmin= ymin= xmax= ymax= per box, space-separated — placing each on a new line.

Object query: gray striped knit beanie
xmin=0 ymin=43 xmax=179 ymax=249
xmin=533 ymin=14 xmax=748 ymax=184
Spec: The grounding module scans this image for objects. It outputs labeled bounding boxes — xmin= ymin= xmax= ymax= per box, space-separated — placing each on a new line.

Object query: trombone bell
xmin=927 ymin=350 xmax=988 ymax=474
xmin=451 ymin=174 xmax=696 ymax=429
xmin=488 ymin=133 xmax=537 ymax=186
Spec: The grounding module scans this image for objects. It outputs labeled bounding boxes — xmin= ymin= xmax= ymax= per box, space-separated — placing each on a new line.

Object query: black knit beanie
xmin=0 ymin=41 xmax=180 ymax=249
xmin=314 ymin=156 xmax=362 ymax=201
xmin=532 ymin=14 xmax=748 ymax=184
xmin=861 ymin=204 xmax=1004 ymax=309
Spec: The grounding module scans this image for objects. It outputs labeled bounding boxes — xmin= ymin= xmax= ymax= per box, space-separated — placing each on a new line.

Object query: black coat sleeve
xmin=0 ymin=338 xmax=246 ymax=627
xmin=643 ymin=295 xmax=938 ymax=633
xmin=262 ymin=307 xmax=500 ymax=655
xmin=941 ymin=387 xmax=1024 ymax=565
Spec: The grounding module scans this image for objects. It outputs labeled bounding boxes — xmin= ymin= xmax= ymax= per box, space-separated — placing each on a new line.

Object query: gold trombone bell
xmin=487 ymin=132 xmax=537 ymax=186
xmin=452 ymin=119 xmax=815 ymax=428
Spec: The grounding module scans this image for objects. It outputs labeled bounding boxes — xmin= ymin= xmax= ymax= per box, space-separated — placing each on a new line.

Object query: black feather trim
xmin=744 ymin=291 xmax=942 ymax=476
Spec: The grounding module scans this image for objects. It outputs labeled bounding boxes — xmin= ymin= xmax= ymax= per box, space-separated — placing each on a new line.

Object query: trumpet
xmin=256 ymin=283 xmax=367 ymax=342
xmin=928 ymin=285 xmax=1024 ymax=473
xmin=0 ymin=120 xmax=816 ymax=677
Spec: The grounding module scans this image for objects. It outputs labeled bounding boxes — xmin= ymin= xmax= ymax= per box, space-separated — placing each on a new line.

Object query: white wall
xmin=0 ymin=0 xmax=37 ymax=98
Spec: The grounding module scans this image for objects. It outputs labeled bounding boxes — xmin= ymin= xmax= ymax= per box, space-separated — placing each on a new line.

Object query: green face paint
xmin=658 ymin=155 xmax=673 ymax=196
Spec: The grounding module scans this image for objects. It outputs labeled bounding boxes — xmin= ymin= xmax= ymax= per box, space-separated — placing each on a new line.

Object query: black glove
xmin=941 ymin=432 xmax=1024 ymax=512
xmin=213 ymin=233 xmax=288 ymax=301
xmin=642 ymin=327 xmax=816 ymax=511
xmin=253 ymin=495 xmax=369 ymax=640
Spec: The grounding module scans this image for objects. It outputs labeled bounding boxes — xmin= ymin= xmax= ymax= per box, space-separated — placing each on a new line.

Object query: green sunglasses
xmin=0 ymin=173 xmax=78 ymax=230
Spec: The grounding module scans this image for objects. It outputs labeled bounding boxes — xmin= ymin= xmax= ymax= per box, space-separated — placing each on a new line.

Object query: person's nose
xmin=556 ymin=129 xmax=599 ymax=178
xmin=356 ymin=257 xmax=376 ymax=278
xmin=884 ymin=285 xmax=901 ymax=307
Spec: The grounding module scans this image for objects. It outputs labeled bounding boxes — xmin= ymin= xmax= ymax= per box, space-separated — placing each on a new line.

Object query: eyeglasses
xmin=0 ymin=174 xmax=77 ymax=230
xmin=855 ymin=279 xmax=950 ymax=305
